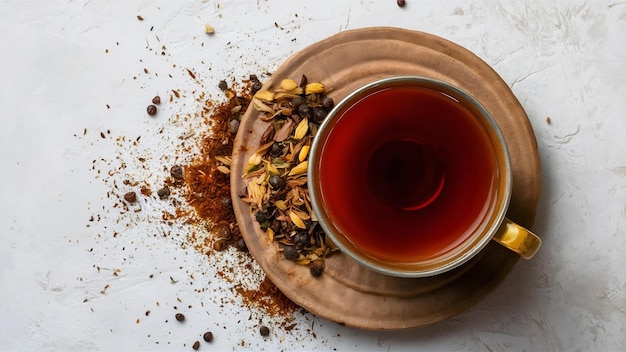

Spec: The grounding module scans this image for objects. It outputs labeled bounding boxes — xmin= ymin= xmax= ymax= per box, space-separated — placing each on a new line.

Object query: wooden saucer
xmin=231 ymin=27 xmax=541 ymax=329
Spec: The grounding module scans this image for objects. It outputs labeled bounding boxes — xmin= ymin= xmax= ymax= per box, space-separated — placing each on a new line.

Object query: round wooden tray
xmin=231 ymin=27 xmax=541 ymax=330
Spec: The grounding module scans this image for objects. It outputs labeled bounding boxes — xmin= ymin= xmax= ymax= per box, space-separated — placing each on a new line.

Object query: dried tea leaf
xmin=274 ymin=119 xmax=294 ymax=142
xmin=259 ymin=124 xmax=275 ymax=145
xmin=267 ymin=227 xmax=275 ymax=242
xmin=274 ymin=200 xmax=287 ymax=210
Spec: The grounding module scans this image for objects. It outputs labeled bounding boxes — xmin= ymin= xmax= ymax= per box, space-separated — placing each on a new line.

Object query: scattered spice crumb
xmin=157 ymin=186 xmax=171 ymax=200
xmin=204 ymin=24 xmax=215 ymax=34
xmin=124 ymin=191 xmax=137 ymax=203
xmin=137 ymin=15 xmax=144 ymax=21
xmin=192 ymin=340 xmax=200 ymax=350
xmin=152 ymin=95 xmax=161 ymax=105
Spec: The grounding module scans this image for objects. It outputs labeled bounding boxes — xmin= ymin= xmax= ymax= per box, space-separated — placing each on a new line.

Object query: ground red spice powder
xmin=234 ymin=276 xmax=299 ymax=316
xmin=180 ymin=80 xmax=298 ymax=317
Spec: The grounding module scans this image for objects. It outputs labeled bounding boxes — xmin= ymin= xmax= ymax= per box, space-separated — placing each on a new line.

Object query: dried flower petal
xmin=214 ymin=156 xmax=231 ymax=166
xmin=253 ymin=98 xmax=274 ymax=113
xmin=294 ymin=118 xmax=308 ymax=140
xmin=248 ymin=153 xmax=263 ymax=166
xmin=274 ymin=200 xmax=287 ymax=210
xmin=279 ymin=79 xmax=298 ymax=91
xmin=217 ymin=165 xmax=230 ymax=174
xmin=305 ymin=82 xmax=324 ymax=95
xmin=289 ymin=211 xmax=306 ymax=229
xmin=288 ymin=161 xmax=308 ymax=176
xmin=298 ymin=145 xmax=310 ymax=162
xmin=254 ymin=90 xmax=275 ymax=102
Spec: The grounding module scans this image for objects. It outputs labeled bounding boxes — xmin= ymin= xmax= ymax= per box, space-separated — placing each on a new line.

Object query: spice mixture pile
xmin=239 ymin=76 xmax=339 ymax=277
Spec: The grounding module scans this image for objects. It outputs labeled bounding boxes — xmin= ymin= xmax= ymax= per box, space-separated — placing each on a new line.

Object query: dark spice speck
xmin=124 ymin=191 xmax=137 ymax=203
xmin=170 ymin=165 xmax=184 ymax=180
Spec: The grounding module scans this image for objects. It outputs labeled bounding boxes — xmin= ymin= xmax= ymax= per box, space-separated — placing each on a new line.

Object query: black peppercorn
xmin=175 ymin=313 xmax=185 ymax=322
xmin=312 ymin=107 xmax=327 ymax=123
xmin=310 ymin=262 xmax=324 ymax=277
xmin=235 ymin=238 xmax=248 ymax=252
xmin=255 ymin=211 xmax=268 ymax=224
xmin=170 ymin=165 xmax=184 ymax=180
xmin=259 ymin=325 xmax=270 ymax=337
xmin=321 ymin=96 xmax=334 ymax=110
xmin=203 ymin=331 xmax=214 ymax=342
xmin=297 ymin=104 xmax=312 ymax=119
xmin=282 ymin=246 xmax=300 ymax=261
xmin=268 ymin=175 xmax=286 ymax=190
xmin=147 ymin=104 xmax=157 ymax=115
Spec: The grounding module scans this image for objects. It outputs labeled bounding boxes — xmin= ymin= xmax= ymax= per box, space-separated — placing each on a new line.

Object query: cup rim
xmin=308 ymin=76 xmax=512 ymax=278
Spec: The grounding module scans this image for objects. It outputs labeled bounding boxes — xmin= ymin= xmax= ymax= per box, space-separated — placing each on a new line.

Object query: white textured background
xmin=1 ymin=0 xmax=625 ymax=351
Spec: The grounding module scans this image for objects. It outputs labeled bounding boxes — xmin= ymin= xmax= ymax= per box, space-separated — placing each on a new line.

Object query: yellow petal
xmin=305 ymin=82 xmax=324 ymax=95
xmin=267 ymin=228 xmax=275 ymax=242
xmin=288 ymin=160 xmax=308 ymax=176
xmin=274 ymin=200 xmax=287 ymax=210
xmin=248 ymin=153 xmax=262 ymax=166
xmin=289 ymin=211 xmax=307 ymax=229
xmin=279 ymin=79 xmax=298 ymax=91
xmin=214 ymin=156 xmax=231 ymax=166
xmin=254 ymin=90 xmax=274 ymax=102
xmin=264 ymin=160 xmax=280 ymax=175
xmin=294 ymin=118 xmax=308 ymax=140
xmin=298 ymin=145 xmax=310 ymax=162
xmin=253 ymin=98 xmax=274 ymax=113
xmin=216 ymin=165 xmax=230 ymax=174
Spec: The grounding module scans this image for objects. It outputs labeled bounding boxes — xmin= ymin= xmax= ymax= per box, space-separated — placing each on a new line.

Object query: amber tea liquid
xmin=318 ymin=86 xmax=499 ymax=262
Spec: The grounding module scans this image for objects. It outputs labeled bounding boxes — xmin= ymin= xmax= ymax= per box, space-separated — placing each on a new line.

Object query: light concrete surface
xmin=1 ymin=0 xmax=624 ymax=351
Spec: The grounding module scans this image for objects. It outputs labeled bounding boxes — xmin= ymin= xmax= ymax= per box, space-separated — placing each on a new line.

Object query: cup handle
xmin=492 ymin=218 xmax=542 ymax=259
